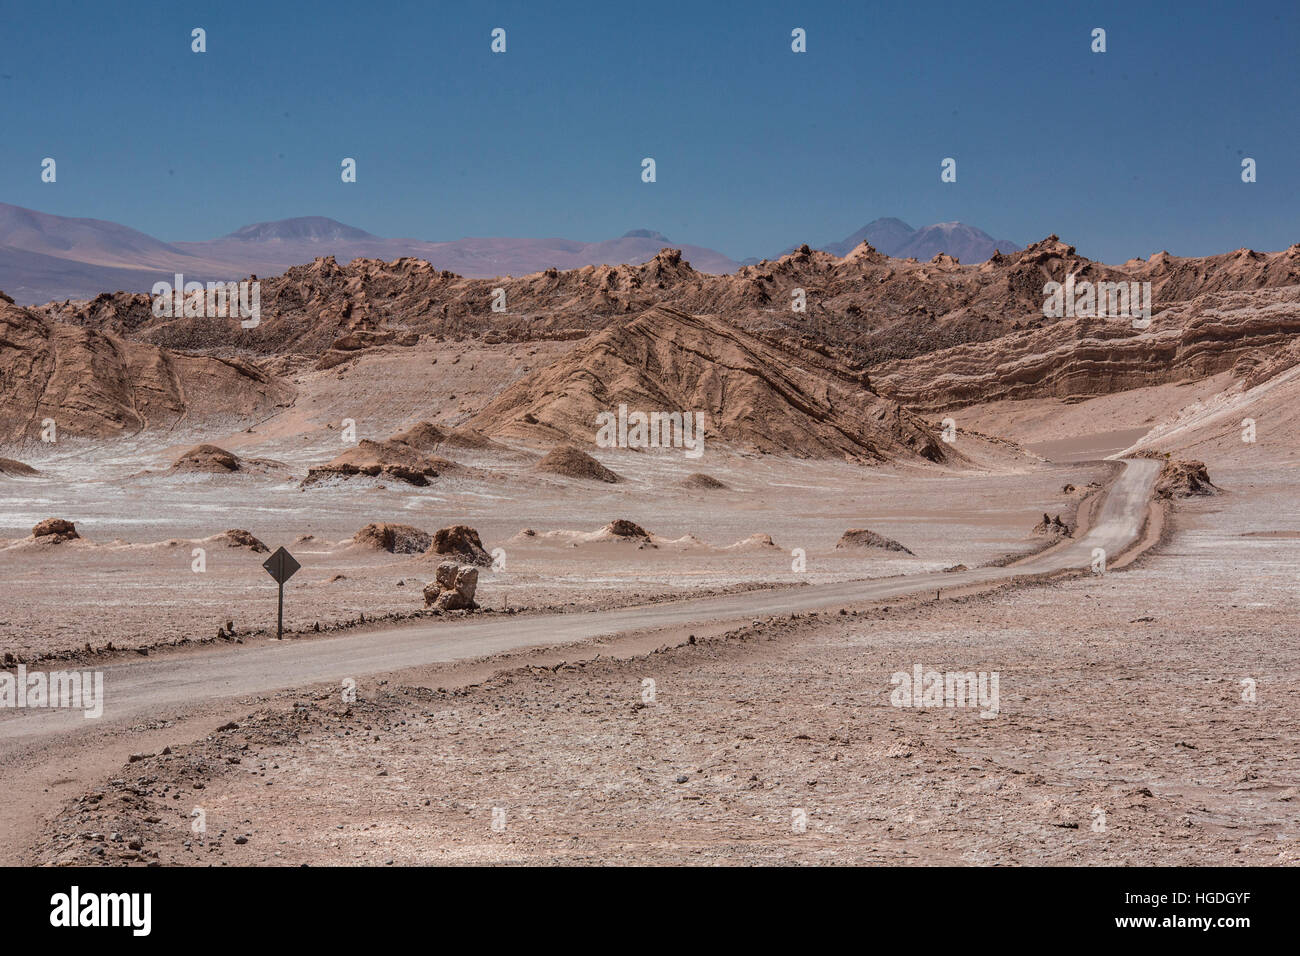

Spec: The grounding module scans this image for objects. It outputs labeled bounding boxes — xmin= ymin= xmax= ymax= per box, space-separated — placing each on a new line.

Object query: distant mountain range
xmin=0 ymin=203 xmax=1020 ymax=305
xmin=769 ymin=218 xmax=1021 ymax=264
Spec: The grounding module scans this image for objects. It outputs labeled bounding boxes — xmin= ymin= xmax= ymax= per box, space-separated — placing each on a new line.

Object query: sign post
xmin=261 ymin=546 xmax=301 ymax=639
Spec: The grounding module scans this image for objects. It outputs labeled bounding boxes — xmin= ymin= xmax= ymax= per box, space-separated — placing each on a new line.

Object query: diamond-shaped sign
xmin=262 ymin=546 xmax=300 ymax=585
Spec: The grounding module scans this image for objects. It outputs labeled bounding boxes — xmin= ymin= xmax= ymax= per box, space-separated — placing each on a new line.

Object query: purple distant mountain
xmin=0 ymin=203 xmax=1023 ymax=305
xmin=0 ymin=204 xmax=741 ymax=305
xmin=776 ymin=217 xmax=1021 ymax=263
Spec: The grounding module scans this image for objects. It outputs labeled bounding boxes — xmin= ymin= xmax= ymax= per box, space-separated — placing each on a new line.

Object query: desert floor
xmin=6 ymin=447 xmax=1296 ymax=865
xmin=3 ymin=335 xmax=1298 ymax=865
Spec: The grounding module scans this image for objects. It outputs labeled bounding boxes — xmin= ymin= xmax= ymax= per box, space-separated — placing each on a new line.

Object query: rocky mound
xmin=440 ymin=426 xmax=504 ymax=450
xmin=835 ymin=529 xmax=914 ymax=554
xmin=303 ymin=439 xmax=452 ymax=487
xmin=353 ymin=522 xmax=432 ymax=554
xmin=1154 ymin=459 xmax=1218 ymax=498
xmin=214 ymin=529 xmax=268 ymax=552
xmin=1031 ymin=514 xmax=1073 ymax=538
xmin=534 ymin=445 xmax=623 ymax=482
xmin=471 ymin=306 xmax=948 ymax=463
xmin=682 ymin=472 xmax=727 ymax=490
xmin=0 ymin=298 xmax=292 ymax=443
xmin=604 ymin=519 xmax=650 ymax=539
xmin=427 ymin=525 xmax=491 ymax=566
xmin=31 ymin=518 xmax=78 ymax=542
xmin=0 ymin=457 xmax=39 ymax=477
xmin=721 ymin=533 xmax=779 ymax=551
xmin=390 ymin=422 xmax=446 ymax=451
xmin=170 ymin=444 xmax=242 ymax=473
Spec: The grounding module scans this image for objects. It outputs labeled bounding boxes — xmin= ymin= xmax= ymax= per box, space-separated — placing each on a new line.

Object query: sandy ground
xmin=26 ymin=460 xmax=1299 ymax=866
xmin=5 ymin=327 xmax=1297 ymax=866
xmin=0 ymin=438 xmax=1093 ymax=662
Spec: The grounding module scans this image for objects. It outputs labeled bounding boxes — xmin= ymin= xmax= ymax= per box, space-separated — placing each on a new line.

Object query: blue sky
xmin=1 ymin=0 xmax=1296 ymax=262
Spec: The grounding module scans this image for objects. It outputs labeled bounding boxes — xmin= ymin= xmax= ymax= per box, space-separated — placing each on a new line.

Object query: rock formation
xmin=423 ymin=562 xmax=479 ymax=611
xmin=534 ymin=445 xmax=624 ymax=482
xmin=1031 ymin=514 xmax=1073 ymax=538
xmin=471 ymin=306 xmax=947 ymax=462
xmin=835 ymin=529 xmax=914 ymax=554
xmin=170 ymin=444 xmax=242 ymax=473
xmin=0 ymin=297 xmax=291 ymax=444
xmin=0 ymin=457 xmax=39 ymax=477
xmin=353 ymin=523 xmax=432 ymax=554
xmin=427 ymin=525 xmax=491 ymax=566
xmin=31 ymin=518 xmax=78 ymax=542
xmin=215 ymin=529 xmax=269 ymax=552
xmin=303 ymin=439 xmax=451 ymax=487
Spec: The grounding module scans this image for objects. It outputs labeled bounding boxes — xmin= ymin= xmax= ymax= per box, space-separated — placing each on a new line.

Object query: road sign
xmin=263 ymin=547 xmax=300 ymax=584
xmin=262 ymin=546 xmax=300 ymax=639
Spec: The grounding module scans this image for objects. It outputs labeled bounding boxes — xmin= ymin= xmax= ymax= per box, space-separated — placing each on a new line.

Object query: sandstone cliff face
xmin=7 ymin=233 xmax=1300 ymax=455
xmin=35 ymin=237 xmax=1300 ymax=374
xmin=468 ymin=305 xmax=948 ymax=463
xmin=869 ymin=285 xmax=1300 ymax=413
xmin=0 ymin=299 xmax=292 ymax=444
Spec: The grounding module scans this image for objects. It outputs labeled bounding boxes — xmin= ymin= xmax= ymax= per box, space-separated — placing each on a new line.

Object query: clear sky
xmin=1 ymin=0 xmax=1296 ymax=262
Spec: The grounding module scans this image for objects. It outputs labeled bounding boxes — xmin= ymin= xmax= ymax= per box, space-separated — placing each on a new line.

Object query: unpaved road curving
xmin=0 ymin=459 xmax=1159 ymax=749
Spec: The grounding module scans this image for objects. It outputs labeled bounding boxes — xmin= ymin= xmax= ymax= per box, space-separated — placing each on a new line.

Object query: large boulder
xmin=31 ymin=518 xmax=78 ymax=542
xmin=423 ymin=562 xmax=479 ymax=611
xmin=428 ymin=525 xmax=492 ymax=566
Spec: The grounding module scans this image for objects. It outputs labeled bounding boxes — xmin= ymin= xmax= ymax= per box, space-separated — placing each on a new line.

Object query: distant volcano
xmin=787 ymin=218 xmax=1021 ymax=263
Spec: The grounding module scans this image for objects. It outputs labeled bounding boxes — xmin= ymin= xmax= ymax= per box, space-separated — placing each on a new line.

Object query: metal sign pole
xmin=262 ymin=546 xmax=301 ymax=642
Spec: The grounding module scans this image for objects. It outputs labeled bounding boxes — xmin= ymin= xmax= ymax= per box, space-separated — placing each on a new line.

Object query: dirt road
xmin=0 ymin=458 xmax=1159 ymax=750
